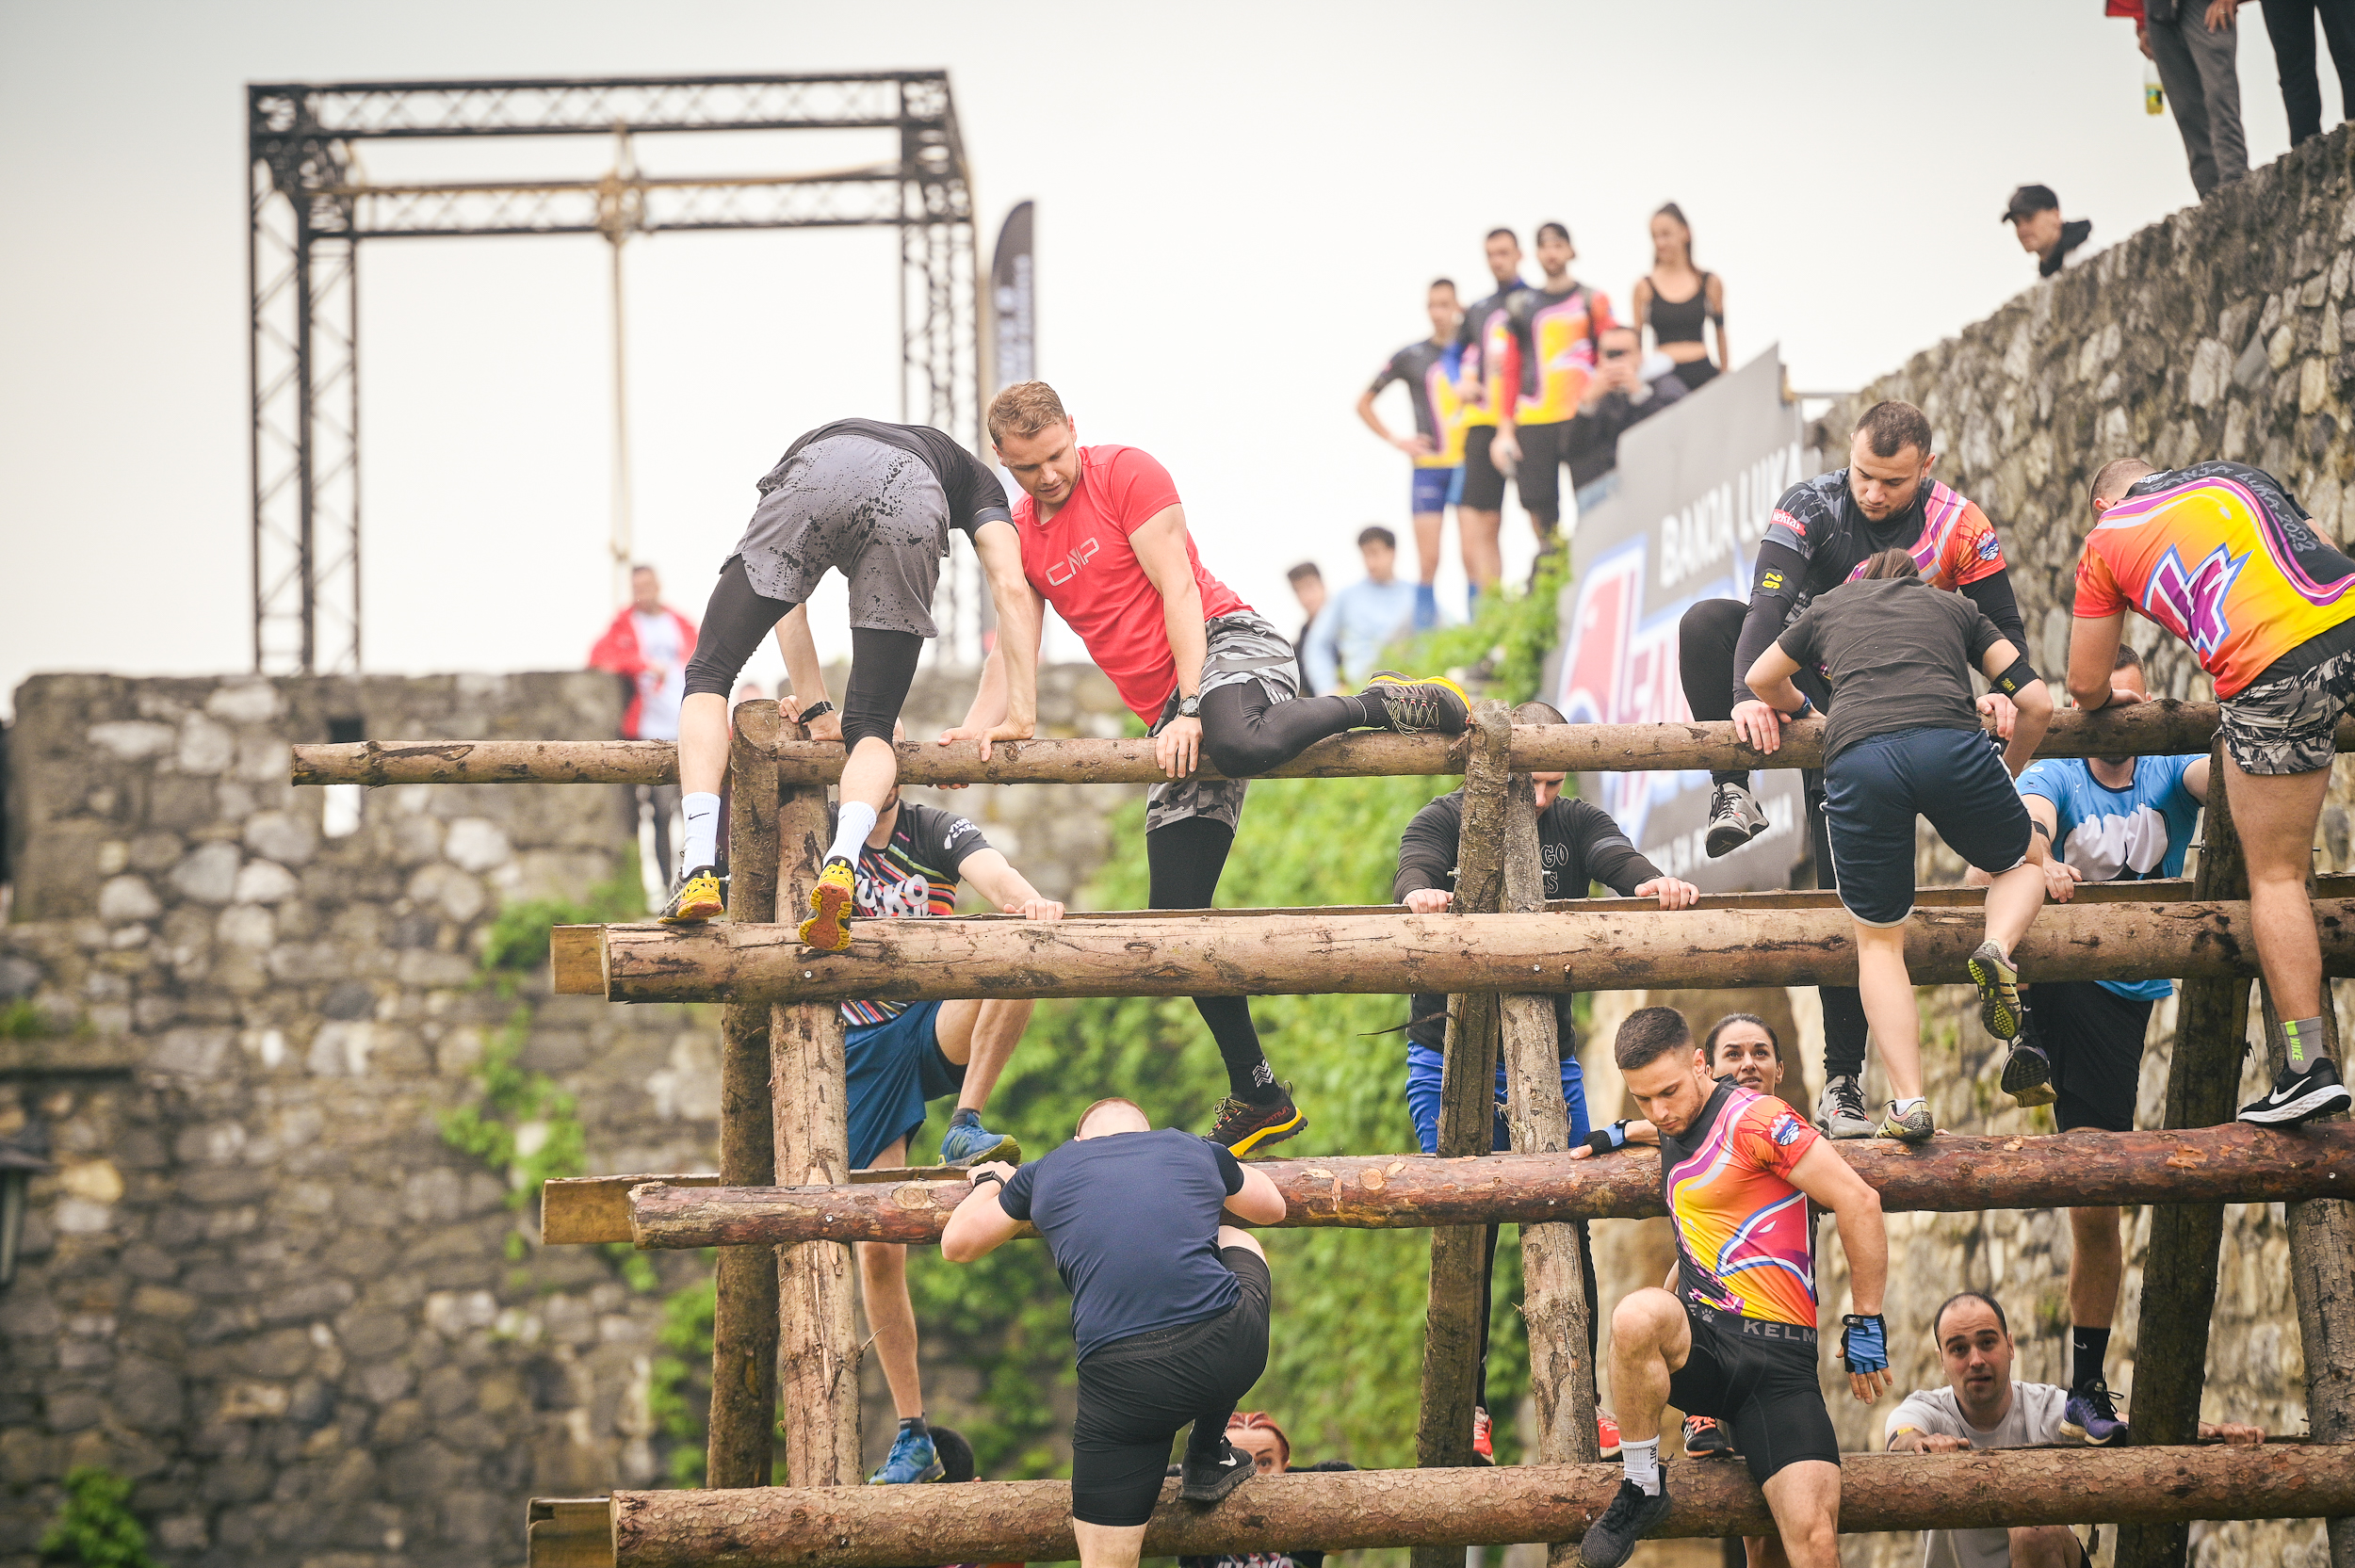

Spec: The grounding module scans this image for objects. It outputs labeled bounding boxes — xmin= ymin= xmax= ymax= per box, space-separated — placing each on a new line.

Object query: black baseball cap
xmin=2001 ymin=185 xmax=2060 ymax=222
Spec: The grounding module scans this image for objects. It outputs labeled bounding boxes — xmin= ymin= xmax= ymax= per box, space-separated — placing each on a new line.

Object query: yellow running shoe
xmin=1363 ymin=670 xmax=1472 ymax=736
xmin=658 ymin=865 xmax=726 ymax=925
xmin=797 ymin=857 xmax=857 ymax=951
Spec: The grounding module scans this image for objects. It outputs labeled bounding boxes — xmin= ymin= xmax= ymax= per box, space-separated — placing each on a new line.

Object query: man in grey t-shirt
xmin=1885 ymin=1291 xmax=2262 ymax=1567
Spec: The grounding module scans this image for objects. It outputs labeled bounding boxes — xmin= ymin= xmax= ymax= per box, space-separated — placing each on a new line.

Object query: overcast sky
xmin=0 ymin=0 xmax=2331 ymax=718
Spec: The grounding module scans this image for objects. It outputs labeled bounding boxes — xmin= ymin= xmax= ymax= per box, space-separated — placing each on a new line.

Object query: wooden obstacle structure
xmin=297 ymin=702 xmax=2355 ymax=1568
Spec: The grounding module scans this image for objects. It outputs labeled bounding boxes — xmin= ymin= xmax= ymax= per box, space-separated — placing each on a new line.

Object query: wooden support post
xmin=773 ymin=778 xmax=861 ymax=1487
xmin=2257 ymin=988 xmax=2355 ymax=1568
xmin=1413 ymin=703 xmax=1511 ymax=1568
xmin=2116 ymin=741 xmax=2247 ymax=1568
xmin=706 ymin=702 xmax=784 ymax=1487
xmin=1498 ymin=770 xmax=1598 ymax=1497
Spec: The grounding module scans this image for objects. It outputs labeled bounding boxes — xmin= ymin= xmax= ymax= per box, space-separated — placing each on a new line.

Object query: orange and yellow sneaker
xmin=796 ymin=857 xmax=857 ymax=951
xmin=658 ymin=865 xmax=726 ymax=925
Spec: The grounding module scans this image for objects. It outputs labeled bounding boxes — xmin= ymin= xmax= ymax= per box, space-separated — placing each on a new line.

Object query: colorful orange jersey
xmin=1658 ymin=1081 xmax=1820 ymax=1328
xmin=1504 ymin=285 xmax=1613 ymax=426
xmin=2074 ymin=461 xmax=2355 ymax=699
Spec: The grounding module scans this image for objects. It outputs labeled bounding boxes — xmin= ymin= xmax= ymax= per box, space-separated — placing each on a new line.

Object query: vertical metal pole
xmin=249 ymin=158 xmax=267 ymax=674
xmin=294 ymin=223 xmax=317 ymax=674
xmin=609 ymin=231 xmax=633 ymax=609
xmin=347 ymin=239 xmax=362 ymax=671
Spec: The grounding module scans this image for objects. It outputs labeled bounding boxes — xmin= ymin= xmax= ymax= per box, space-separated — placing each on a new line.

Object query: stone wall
xmin=0 ymin=664 xmax=1136 ymax=1568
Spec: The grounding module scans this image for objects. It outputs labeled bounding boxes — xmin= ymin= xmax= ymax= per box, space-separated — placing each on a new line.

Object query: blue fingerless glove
xmin=1841 ymin=1313 xmax=1889 ymax=1376
xmin=1584 ymin=1120 xmax=1632 ymax=1156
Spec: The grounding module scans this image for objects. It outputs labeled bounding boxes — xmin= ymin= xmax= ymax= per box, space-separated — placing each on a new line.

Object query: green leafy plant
xmin=479 ymin=864 xmax=647 ymax=986
xmin=648 ymin=1276 xmax=718 ymax=1484
xmin=39 ymin=1467 xmax=156 ymax=1568
xmin=1402 ymin=547 xmax=1572 ymax=705
xmin=438 ymin=1004 xmax=586 ymax=1207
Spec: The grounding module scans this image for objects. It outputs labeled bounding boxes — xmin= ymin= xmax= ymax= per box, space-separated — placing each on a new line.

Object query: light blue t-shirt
xmin=2016 ymin=752 xmax=2203 ymax=1000
xmin=1304 ymin=577 xmax=1422 ymax=693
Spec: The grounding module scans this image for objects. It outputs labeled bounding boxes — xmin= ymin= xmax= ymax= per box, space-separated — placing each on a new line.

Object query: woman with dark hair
xmin=1176 ymin=1413 xmax=1355 ymax=1568
xmin=1632 ymin=203 xmax=1727 ymax=391
xmin=1745 ymin=548 xmax=2055 ymax=1142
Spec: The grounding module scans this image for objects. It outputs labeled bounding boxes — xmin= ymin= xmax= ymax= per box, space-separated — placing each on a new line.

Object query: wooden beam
xmin=706 ymin=701 xmax=784 ymax=1490
xmin=2116 ymin=742 xmax=2249 ymax=1568
xmin=1415 ymin=703 xmax=1511 ymax=1510
xmin=544 ymin=1173 xmax=722 ymax=1245
xmin=772 ymin=780 xmax=860 ymax=1488
xmin=591 ymin=1443 xmax=2355 ymax=1567
xmin=618 ymin=1123 xmax=2355 ymax=1249
xmin=292 ymin=701 xmax=2347 ymax=786
xmin=1499 ymin=770 xmax=1598 ymax=1496
xmin=577 ymin=897 xmax=2355 ymax=1004
xmin=549 ymin=925 xmax=604 ymax=996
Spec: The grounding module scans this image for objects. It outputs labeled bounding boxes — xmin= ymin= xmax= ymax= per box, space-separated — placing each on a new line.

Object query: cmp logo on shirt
xmin=1046 ymin=537 xmax=1102 ymax=587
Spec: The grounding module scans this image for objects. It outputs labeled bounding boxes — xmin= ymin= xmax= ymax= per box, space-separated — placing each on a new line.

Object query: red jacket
xmin=589 ymin=604 xmax=698 ymax=739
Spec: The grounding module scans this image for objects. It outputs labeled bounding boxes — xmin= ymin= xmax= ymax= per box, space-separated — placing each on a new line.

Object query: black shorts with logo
xmin=1669 ymin=1305 xmax=1841 ymax=1486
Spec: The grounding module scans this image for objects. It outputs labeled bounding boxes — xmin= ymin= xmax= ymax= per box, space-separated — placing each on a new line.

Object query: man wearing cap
xmin=2001 ymin=186 xmax=2093 ymax=279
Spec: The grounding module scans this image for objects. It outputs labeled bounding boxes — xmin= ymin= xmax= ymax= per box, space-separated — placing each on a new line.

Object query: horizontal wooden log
xmin=541 ymin=1160 xmax=975 ymax=1244
xmin=597 ymin=1443 xmax=2355 ymax=1566
xmin=617 ymin=1123 xmax=2355 ymax=1249
xmin=577 ymin=897 xmax=2355 ymax=1004
xmin=294 ymin=702 xmax=2346 ymax=786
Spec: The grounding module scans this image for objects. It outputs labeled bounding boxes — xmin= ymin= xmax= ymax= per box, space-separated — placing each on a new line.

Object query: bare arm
xmin=1708 ymin=273 xmax=1729 ymax=369
xmin=1225 ymin=1165 xmax=1288 ymax=1226
xmin=956 ymin=847 xmax=1064 ymax=921
xmin=1743 ymin=642 xmax=1809 ymax=751
xmin=1130 ymin=505 xmax=1212 ymax=779
xmin=1787 ymin=1139 xmax=1889 ymax=1401
xmin=1357 ymin=387 xmax=1430 ymax=456
xmin=2066 ymin=612 xmax=2127 ymax=711
xmin=2185 ymin=753 xmax=2211 ymax=802
xmin=939 ymin=1164 xmax=1023 ymax=1262
xmin=774 ymin=605 xmax=840 ymax=741
xmin=945 ymin=532 xmax=1047 ymax=761
xmin=1977 ymin=638 xmax=2053 ymax=776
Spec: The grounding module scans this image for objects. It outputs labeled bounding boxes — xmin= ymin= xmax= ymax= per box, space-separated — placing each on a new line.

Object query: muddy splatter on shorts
xmin=735 ymin=434 xmax=951 ymax=637
xmin=1144 ymin=611 xmax=1302 ymax=834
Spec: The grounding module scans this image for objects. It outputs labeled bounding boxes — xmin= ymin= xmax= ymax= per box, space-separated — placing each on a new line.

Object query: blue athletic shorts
xmin=844 ymin=1000 xmax=965 ymax=1170
xmin=1822 ymin=726 xmax=2033 ymax=928
xmin=1410 ymin=465 xmax=1464 ymax=516
xmin=1405 ymin=1042 xmax=1589 ymax=1156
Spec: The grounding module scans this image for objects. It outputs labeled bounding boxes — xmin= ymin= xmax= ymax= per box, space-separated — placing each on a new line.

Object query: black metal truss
xmin=248 ymin=73 xmax=981 ymax=674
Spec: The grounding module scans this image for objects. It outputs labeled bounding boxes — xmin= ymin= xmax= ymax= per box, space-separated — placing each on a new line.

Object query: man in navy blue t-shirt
xmin=942 ymin=1098 xmax=1288 ymax=1567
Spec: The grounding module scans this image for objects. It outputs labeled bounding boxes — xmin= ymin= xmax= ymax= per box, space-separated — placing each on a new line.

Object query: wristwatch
xmin=1177 ymin=694 xmax=1202 ymax=719
xmin=970 ymin=1168 xmax=1004 ymax=1189
xmin=798 ymin=700 xmax=835 ymax=721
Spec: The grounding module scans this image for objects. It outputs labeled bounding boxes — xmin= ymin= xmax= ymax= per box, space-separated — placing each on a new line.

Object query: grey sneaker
xmin=1815 ymin=1075 xmax=1876 ymax=1140
xmin=1703 ymin=784 xmax=1770 ymax=858
xmin=1877 ymin=1097 xmax=1936 ymax=1142
xmin=1999 ymin=1042 xmax=2057 ymax=1107
xmin=1968 ymin=941 xmax=2022 ymax=1042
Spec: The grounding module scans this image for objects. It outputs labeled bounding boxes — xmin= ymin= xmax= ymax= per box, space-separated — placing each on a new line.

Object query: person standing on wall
xmin=1632 ymin=204 xmax=1727 ymax=393
xmin=949 ymin=381 xmax=1472 ymax=1155
xmin=2114 ymin=0 xmax=2249 ymax=198
xmin=1454 ymin=230 xmax=1536 ymax=614
xmin=2255 ymin=0 xmax=2355 ymax=146
xmin=1488 ymin=222 xmax=1611 ymax=562
xmin=1358 ymin=277 xmax=1470 ymax=627
xmin=590 ymin=563 xmax=697 ymax=885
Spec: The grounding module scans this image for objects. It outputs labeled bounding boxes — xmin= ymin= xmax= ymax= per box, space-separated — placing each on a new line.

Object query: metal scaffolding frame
xmin=248 ymin=73 xmax=983 ymax=674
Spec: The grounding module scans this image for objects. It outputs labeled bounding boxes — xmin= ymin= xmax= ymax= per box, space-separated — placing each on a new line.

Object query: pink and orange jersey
xmin=2075 ymin=461 xmax=2355 ymax=699
xmin=1834 ymin=479 xmax=2006 ymax=593
xmin=1658 ymin=1082 xmax=1820 ymax=1328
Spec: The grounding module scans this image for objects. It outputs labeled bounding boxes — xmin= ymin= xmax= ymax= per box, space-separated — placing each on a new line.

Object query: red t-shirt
xmin=1015 ymin=445 xmax=1248 ymax=722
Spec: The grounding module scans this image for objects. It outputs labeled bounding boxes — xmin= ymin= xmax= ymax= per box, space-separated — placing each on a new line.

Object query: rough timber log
xmin=292 ymin=700 xmax=2345 ymax=786
xmin=1415 ymin=703 xmax=1510 ymax=1503
xmin=593 ymin=1443 xmax=2355 ymax=1567
xmin=581 ymin=897 xmax=2355 ymax=1004
xmin=706 ymin=702 xmax=784 ymax=1489
xmin=623 ymin=1122 xmax=2355 ymax=1249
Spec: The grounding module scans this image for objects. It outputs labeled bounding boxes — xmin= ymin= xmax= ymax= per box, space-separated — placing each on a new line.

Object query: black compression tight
xmin=1146 ymin=816 xmax=1276 ymax=1100
xmin=841 ymin=627 xmax=924 ymax=751
xmin=679 ymin=556 xmax=923 ymax=751
xmin=1196 ymin=681 xmax=1374 ymax=779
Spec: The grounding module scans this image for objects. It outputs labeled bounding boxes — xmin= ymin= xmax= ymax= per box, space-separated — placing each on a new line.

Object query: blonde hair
xmin=987 ymin=380 xmax=1070 ymax=444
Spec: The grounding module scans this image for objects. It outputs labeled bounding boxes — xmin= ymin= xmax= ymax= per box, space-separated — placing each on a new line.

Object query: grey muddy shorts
xmin=2219 ymin=640 xmax=2355 ymax=776
xmin=1144 ymin=610 xmax=1301 ymax=834
xmin=735 ymin=434 xmax=951 ymax=637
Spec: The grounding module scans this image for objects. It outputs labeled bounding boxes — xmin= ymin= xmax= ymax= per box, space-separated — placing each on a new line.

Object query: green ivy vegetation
xmin=649 ymin=1276 xmax=720 ymax=1484
xmin=39 ymin=1467 xmax=157 ymax=1568
xmin=1403 ymin=547 xmax=1571 ymax=706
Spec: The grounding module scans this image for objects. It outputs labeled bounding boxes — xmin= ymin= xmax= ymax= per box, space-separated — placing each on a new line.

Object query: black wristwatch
xmin=970 ymin=1168 xmax=1004 ymax=1189
xmin=1177 ymin=694 xmax=1202 ymax=719
xmin=798 ymin=700 xmax=835 ymax=722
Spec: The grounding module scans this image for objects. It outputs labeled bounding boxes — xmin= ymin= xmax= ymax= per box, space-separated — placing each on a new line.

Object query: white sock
xmin=1620 ymin=1435 xmax=1661 ymax=1495
xmin=679 ymin=793 xmax=722 ymax=875
xmin=827 ymin=800 xmax=878 ymax=867
xmin=1892 ymin=1095 xmax=1925 ymax=1115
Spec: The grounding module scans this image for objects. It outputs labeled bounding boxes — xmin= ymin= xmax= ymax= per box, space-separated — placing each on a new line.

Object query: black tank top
xmin=1648 ymin=272 xmax=1717 ymax=346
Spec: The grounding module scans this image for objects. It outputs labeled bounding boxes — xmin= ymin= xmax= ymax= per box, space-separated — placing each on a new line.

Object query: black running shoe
xmin=1999 ymin=1042 xmax=2057 ymax=1107
xmin=1178 ymin=1439 xmax=1255 ymax=1505
xmin=2239 ymin=1058 xmax=2352 ymax=1126
xmin=1363 ymin=671 xmax=1473 ymax=736
xmin=1681 ymin=1415 xmax=1733 ymax=1460
xmin=1210 ymin=1086 xmax=1306 ymax=1157
xmin=1580 ymin=1477 xmax=1673 ymax=1568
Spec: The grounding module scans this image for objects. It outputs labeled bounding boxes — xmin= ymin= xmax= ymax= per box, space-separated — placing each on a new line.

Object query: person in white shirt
xmin=1884 ymin=1291 xmax=2262 ymax=1567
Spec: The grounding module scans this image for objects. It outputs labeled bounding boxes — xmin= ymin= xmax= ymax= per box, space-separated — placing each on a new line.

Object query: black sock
xmin=950 ymin=1107 xmax=979 ymax=1128
xmin=1187 ymin=1415 xmax=1234 ymax=1459
xmin=2071 ymin=1326 xmax=2109 ymax=1391
xmin=1340 ymin=691 xmax=1379 ymax=727
xmin=900 ymin=1414 xmax=928 ymax=1438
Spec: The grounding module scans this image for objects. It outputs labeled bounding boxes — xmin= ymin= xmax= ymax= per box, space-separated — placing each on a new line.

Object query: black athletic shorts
xmin=1460 ymin=426 xmax=1508 ymax=511
xmin=1668 ymin=1306 xmax=1840 ymax=1487
xmin=2023 ymin=980 xmax=2154 ymax=1134
xmin=1070 ymin=1249 xmax=1272 ymax=1528
xmin=1513 ymin=421 xmax=1569 ymax=518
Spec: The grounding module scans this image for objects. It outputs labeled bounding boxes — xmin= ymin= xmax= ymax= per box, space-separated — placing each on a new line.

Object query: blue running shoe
xmin=2062 ymin=1382 xmax=2131 ymax=1447
xmin=938 ymin=1115 xmax=1019 ymax=1169
xmin=868 ymin=1424 xmax=943 ymax=1484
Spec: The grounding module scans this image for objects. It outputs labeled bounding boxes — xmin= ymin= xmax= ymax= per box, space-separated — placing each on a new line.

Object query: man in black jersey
xmin=1358 ymin=277 xmax=1468 ymax=624
xmin=1676 ymin=400 xmax=2031 ymax=1140
xmin=1455 ymin=230 xmax=1536 ymax=611
xmin=943 ymin=1099 xmax=1289 ymax=1568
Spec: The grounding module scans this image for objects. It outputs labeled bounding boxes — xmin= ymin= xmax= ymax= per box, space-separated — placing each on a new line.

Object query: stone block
xmin=86 ymin=720 xmax=176 ymax=762
xmin=43 ymin=1389 xmax=105 ymax=1433
xmin=258 ymin=1279 xmax=356 ymax=1327
xmin=405 ymin=863 xmax=485 ymax=925
xmin=232 ymin=860 xmax=300 ymax=905
xmin=177 ymin=714 xmax=237 ymax=775
xmin=96 ymin=875 xmax=163 ymax=924
xmin=202 ymin=1455 xmax=275 ymax=1503
xmin=239 ymin=1328 xmax=314 ymax=1379
xmin=243 ymin=809 xmax=318 ymax=867
xmin=205 ymin=681 xmax=283 ymax=725
xmin=109 ymin=1355 xmax=186 ymax=1431
xmin=170 ymin=842 xmax=242 ymax=905
xmin=216 ymin=903 xmax=275 ymax=949
xmin=0 ymin=1427 xmax=63 ymax=1485
xmin=442 ymin=817 xmax=511 ymax=872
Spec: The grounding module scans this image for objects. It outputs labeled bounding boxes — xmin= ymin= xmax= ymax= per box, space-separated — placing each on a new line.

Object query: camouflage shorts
xmin=2219 ymin=644 xmax=2355 ymax=775
xmin=1142 ymin=611 xmax=1300 ymax=834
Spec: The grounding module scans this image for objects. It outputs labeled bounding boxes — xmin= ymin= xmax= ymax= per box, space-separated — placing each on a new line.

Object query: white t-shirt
xmin=631 ymin=610 xmax=687 ymax=741
xmin=1883 ymin=1382 xmax=2070 ymax=1568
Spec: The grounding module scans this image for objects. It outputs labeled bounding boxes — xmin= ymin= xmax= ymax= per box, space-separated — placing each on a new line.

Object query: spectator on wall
xmin=2001 ymin=186 xmax=2095 ymax=278
xmin=2257 ymin=0 xmax=2355 ymax=145
xmin=590 ymin=564 xmax=698 ymax=881
xmin=1288 ymin=561 xmax=1326 ymax=696
xmin=1304 ymin=528 xmax=1421 ymax=695
xmin=1563 ymin=325 xmax=1688 ymax=517
xmin=1632 ymin=202 xmax=1727 ymax=392
xmin=2113 ymin=0 xmax=2249 ymax=197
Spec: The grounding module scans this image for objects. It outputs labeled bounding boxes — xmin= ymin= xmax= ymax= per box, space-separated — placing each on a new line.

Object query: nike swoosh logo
xmin=1221 ymin=1457 xmax=1240 ymax=1467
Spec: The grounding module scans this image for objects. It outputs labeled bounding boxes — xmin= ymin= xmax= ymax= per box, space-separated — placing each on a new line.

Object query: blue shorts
xmin=1410 ymin=465 xmax=1464 ymax=516
xmin=1822 ymin=726 xmax=2033 ymax=928
xmin=1405 ymin=1041 xmax=1589 ymax=1156
xmin=844 ymin=1000 xmax=965 ymax=1170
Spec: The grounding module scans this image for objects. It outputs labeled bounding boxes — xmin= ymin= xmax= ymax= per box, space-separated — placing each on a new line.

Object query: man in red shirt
xmin=946 ymin=381 xmax=1471 ymax=1154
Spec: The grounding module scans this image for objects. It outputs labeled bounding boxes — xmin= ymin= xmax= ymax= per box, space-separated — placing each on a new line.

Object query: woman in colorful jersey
xmin=1746 ymin=549 xmax=2056 ymax=1141
xmin=2071 ymin=457 xmax=2355 ymax=1125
